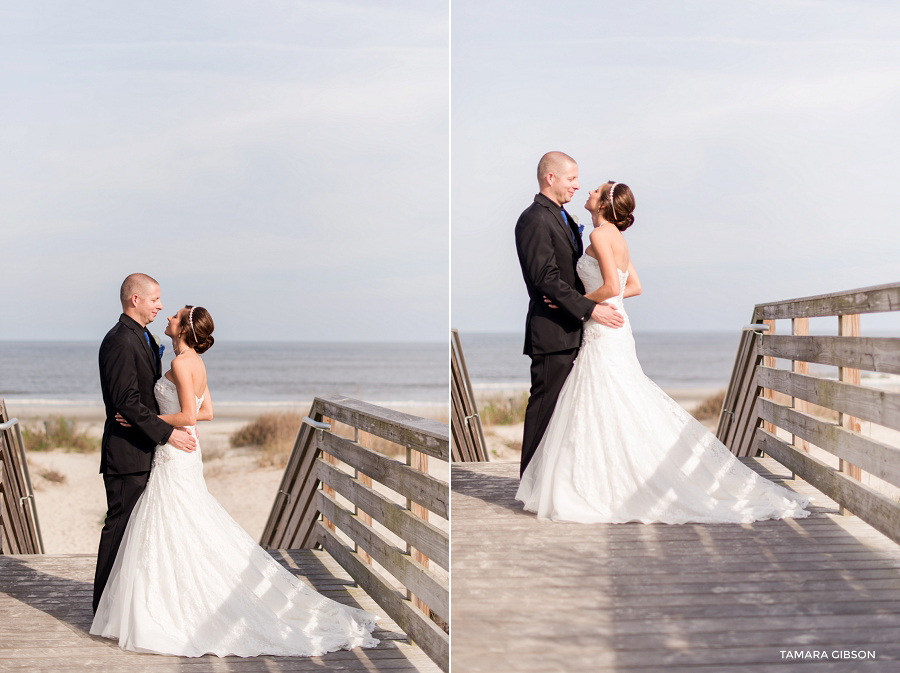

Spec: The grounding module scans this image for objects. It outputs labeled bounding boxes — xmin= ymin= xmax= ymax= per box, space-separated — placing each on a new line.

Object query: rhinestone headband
xmin=188 ymin=306 xmax=197 ymax=342
xmin=608 ymin=182 xmax=617 ymax=220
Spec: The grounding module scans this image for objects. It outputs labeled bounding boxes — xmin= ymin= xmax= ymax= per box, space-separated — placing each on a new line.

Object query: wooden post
xmin=762 ymin=320 xmax=777 ymax=435
xmin=406 ymin=446 xmax=431 ymax=616
xmin=791 ymin=317 xmax=810 ymax=453
xmin=321 ymin=417 xmax=337 ymax=532
xmin=838 ymin=315 xmax=862 ymax=508
xmin=356 ymin=430 xmax=373 ymax=565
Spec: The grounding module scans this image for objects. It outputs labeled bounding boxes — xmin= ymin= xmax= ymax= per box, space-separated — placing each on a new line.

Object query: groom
xmin=515 ymin=151 xmax=624 ymax=476
xmin=93 ymin=273 xmax=196 ymax=613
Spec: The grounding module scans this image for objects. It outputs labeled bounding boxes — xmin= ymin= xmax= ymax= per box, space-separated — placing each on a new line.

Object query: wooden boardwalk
xmin=0 ymin=550 xmax=440 ymax=672
xmin=452 ymin=459 xmax=900 ymax=672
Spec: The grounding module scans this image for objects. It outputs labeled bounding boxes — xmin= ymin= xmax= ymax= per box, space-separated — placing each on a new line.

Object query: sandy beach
xmin=7 ymin=399 xmax=447 ymax=555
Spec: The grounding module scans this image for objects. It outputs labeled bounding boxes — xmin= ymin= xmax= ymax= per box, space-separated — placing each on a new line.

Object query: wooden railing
xmin=451 ymin=330 xmax=488 ymax=462
xmin=0 ymin=400 xmax=44 ymax=554
xmin=718 ymin=282 xmax=900 ymax=544
xmin=260 ymin=394 xmax=449 ymax=671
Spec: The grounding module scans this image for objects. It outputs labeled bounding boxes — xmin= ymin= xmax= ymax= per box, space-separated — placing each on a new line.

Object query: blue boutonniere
xmin=571 ymin=214 xmax=583 ymax=236
xmin=151 ymin=334 xmax=165 ymax=358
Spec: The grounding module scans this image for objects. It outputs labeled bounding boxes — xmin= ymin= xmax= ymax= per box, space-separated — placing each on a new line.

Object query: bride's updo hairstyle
xmin=180 ymin=305 xmax=215 ymax=354
xmin=600 ymin=181 xmax=635 ymax=232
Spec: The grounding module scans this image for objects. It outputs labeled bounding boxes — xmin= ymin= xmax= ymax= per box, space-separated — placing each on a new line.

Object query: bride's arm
xmin=158 ymin=358 xmax=198 ymax=427
xmin=583 ymin=229 xmax=621 ymax=303
xmin=197 ymin=385 xmax=214 ymax=422
xmin=623 ymin=260 xmax=642 ymax=298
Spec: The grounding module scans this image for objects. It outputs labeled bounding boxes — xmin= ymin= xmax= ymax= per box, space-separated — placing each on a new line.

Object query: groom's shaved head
xmin=120 ymin=273 xmax=159 ymax=308
xmin=537 ymin=151 xmax=576 ymax=185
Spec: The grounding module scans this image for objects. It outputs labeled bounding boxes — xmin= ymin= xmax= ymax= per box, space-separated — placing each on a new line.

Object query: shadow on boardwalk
xmin=0 ymin=550 xmax=437 ymax=672
xmin=452 ymin=459 xmax=900 ymax=673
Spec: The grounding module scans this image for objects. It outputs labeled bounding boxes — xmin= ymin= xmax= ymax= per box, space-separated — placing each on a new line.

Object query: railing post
xmin=322 ymin=416 xmax=337 ymax=532
xmin=356 ymin=428 xmax=373 ymax=566
xmin=406 ymin=446 xmax=431 ymax=617
xmin=762 ymin=319 xmax=777 ymax=436
xmin=838 ymin=314 xmax=862 ymax=514
xmin=791 ymin=317 xmax=810 ymax=453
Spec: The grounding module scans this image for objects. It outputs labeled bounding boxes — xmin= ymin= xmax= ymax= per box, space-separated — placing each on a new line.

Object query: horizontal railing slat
xmin=753 ymin=282 xmax=900 ymax=320
xmin=758 ymin=366 xmax=900 ymax=432
xmin=759 ymin=335 xmax=900 ymax=375
xmin=320 ymin=432 xmax=449 ymax=519
xmin=316 ymin=523 xmax=449 ymax=671
xmin=757 ymin=398 xmax=900 ymax=488
xmin=316 ymin=490 xmax=448 ymax=622
xmin=756 ymin=428 xmax=900 ymax=546
xmin=314 ymin=395 xmax=449 ymax=460
xmin=316 ymin=459 xmax=449 ymax=569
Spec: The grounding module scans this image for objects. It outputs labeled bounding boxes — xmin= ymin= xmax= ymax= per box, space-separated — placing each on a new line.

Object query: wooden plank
xmin=315 ymin=396 xmax=449 ymax=461
xmin=757 ymin=397 xmax=900 ymax=488
xmin=759 ymin=334 xmax=900 ymax=375
xmin=753 ymin=281 xmax=900 ymax=320
xmin=318 ymin=524 xmax=449 ymax=672
xmin=321 ymin=432 xmax=448 ymax=520
xmin=756 ymin=428 xmax=900 ymax=546
xmin=756 ymin=366 xmax=900 ymax=432
xmin=450 ymin=330 xmax=488 ymax=462
xmin=316 ymin=459 xmax=449 ymax=570
xmin=717 ymin=328 xmax=754 ymax=441
xmin=316 ymin=491 xmax=448 ymax=622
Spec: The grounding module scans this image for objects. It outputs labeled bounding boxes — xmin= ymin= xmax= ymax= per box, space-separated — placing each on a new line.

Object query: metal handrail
xmin=0 ymin=417 xmax=45 ymax=553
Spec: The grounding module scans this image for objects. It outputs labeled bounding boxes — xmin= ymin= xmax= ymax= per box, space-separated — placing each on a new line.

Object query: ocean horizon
xmin=0 ymin=340 xmax=448 ymax=406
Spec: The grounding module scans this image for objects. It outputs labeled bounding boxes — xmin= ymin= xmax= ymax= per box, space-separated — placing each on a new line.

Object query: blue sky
xmin=451 ymin=0 xmax=900 ymax=334
xmin=0 ymin=1 xmax=448 ymax=342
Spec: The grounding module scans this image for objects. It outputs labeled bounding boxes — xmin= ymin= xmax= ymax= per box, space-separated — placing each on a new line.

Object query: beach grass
xmin=690 ymin=390 xmax=726 ymax=422
xmin=479 ymin=392 xmax=529 ymax=425
xmin=21 ymin=417 xmax=99 ymax=453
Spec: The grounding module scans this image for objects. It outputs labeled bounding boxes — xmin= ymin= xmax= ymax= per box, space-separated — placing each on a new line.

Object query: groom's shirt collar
xmin=119 ymin=313 xmax=145 ymax=332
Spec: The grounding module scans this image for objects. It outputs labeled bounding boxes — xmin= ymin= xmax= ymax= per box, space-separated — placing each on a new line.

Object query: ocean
xmin=0 ymin=341 xmax=448 ymax=406
xmin=458 ymin=331 xmax=741 ymax=391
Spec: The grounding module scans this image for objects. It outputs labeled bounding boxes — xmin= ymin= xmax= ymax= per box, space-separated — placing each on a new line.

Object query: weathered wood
xmin=318 ymin=525 xmax=449 ymax=672
xmin=450 ymin=330 xmax=488 ymax=462
xmin=753 ymin=281 xmax=900 ymax=320
xmin=320 ymin=433 xmax=448 ymax=520
xmin=452 ymin=460 xmax=900 ymax=673
xmin=313 ymin=395 xmax=449 ymax=461
xmin=758 ymin=397 xmax=900 ymax=488
xmin=316 ymin=491 xmax=448 ymax=622
xmin=838 ymin=314 xmax=863 ymax=486
xmin=717 ymin=327 xmax=765 ymax=457
xmin=0 ymin=551 xmax=441 ymax=672
xmin=761 ymin=320 xmax=777 ymax=435
xmin=315 ymin=460 xmax=448 ymax=570
xmin=759 ymin=335 xmax=900 ymax=375
xmin=756 ymin=366 xmax=900 ymax=432
xmin=0 ymin=402 xmax=42 ymax=555
xmin=791 ymin=317 xmax=811 ymax=452
xmin=756 ymin=428 xmax=900 ymax=546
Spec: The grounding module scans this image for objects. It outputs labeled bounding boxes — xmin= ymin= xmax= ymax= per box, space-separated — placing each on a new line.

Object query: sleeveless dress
xmin=515 ymin=255 xmax=811 ymax=524
xmin=90 ymin=376 xmax=379 ymax=657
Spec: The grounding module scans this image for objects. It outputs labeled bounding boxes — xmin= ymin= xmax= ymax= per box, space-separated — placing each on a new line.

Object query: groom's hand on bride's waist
xmin=169 ymin=428 xmax=198 ymax=453
xmin=591 ymin=303 xmax=624 ymax=328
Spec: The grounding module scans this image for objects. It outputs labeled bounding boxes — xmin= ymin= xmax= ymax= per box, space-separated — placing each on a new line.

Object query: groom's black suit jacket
xmin=515 ymin=193 xmax=596 ymax=355
xmin=98 ymin=313 xmax=173 ymax=475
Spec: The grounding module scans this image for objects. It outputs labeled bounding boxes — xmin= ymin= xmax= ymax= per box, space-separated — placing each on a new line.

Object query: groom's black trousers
xmin=93 ymin=471 xmax=149 ymax=613
xmin=520 ymin=348 xmax=579 ymax=476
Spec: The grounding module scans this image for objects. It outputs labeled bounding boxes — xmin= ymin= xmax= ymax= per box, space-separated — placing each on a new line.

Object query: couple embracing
xmin=514 ymin=152 xmax=810 ymax=525
xmin=90 ymin=273 xmax=378 ymax=657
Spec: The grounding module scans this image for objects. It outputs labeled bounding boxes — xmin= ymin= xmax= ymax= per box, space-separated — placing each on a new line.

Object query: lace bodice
xmin=576 ymin=254 xmax=628 ymax=309
xmin=154 ymin=375 xmax=204 ymax=416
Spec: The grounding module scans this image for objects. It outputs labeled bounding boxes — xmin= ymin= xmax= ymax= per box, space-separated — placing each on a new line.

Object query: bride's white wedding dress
xmin=516 ymin=255 xmax=810 ymax=524
xmin=90 ymin=376 xmax=379 ymax=657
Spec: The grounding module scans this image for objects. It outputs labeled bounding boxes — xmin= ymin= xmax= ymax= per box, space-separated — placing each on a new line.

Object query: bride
xmin=515 ymin=182 xmax=810 ymax=524
xmin=90 ymin=305 xmax=379 ymax=657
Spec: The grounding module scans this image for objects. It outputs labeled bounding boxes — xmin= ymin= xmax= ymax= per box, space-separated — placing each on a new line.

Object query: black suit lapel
xmin=119 ymin=314 xmax=157 ymax=372
xmin=535 ymin=194 xmax=578 ymax=253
